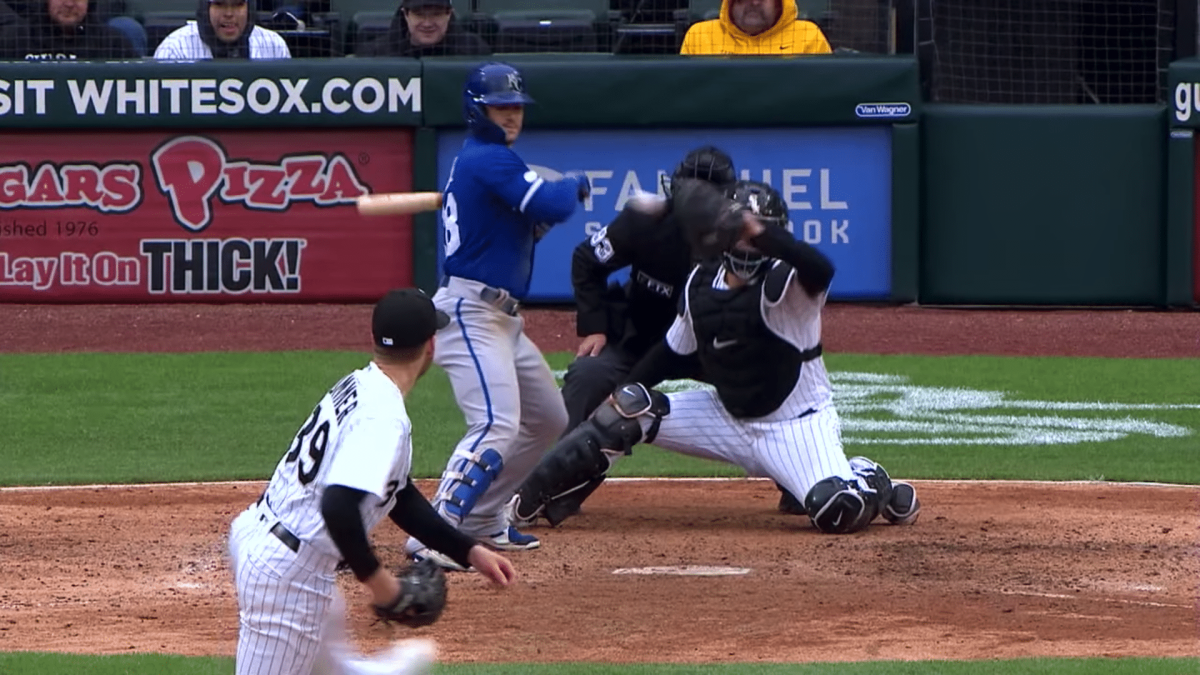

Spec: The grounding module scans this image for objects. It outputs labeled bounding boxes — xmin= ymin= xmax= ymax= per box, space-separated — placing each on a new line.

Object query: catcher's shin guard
xmin=803 ymin=476 xmax=880 ymax=534
xmin=511 ymin=383 xmax=669 ymax=527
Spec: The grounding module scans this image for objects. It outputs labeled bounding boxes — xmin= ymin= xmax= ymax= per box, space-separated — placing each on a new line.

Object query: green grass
xmin=2 ymin=351 xmax=1197 ymax=672
xmin=0 ymin=654 xmax=1195 ymax=675
xmin=3 ymin=351 xmax=1199 ymax=486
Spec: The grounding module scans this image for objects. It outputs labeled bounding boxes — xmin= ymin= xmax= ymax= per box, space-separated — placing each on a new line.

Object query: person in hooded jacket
xmin=681 ymin=0 xmax=831 ymax=55
xmin=356 ymin=0 xmax=488 ymax=58
xmin=0 ymin=0 xmax=138 ymax=60
xmin=154 ymin=0 xmax=290 ymax=60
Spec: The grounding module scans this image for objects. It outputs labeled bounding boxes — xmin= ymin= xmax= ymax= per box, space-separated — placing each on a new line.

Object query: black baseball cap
xmin=372 ymin=288 xmax=450 ymax=350
xmin=402 ymin=0 xmax=452 ymax=8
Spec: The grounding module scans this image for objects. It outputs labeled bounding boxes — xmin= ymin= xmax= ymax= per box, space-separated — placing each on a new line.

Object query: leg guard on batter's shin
xmin=436 ymin=448 xmax=504 ymax=524
xmin=803 ymin=476 xmax=879 ymax=534
xmin=511 ymin=383 xmax=669 ymax=527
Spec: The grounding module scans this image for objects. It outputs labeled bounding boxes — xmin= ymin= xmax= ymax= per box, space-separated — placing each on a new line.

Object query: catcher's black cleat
xmin=775 ymin=482 xmax=806 ymax=516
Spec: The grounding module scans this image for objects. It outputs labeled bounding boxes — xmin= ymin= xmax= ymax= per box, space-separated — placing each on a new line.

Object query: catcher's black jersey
xmin=571 ymin=203 xmax=695 ymax=356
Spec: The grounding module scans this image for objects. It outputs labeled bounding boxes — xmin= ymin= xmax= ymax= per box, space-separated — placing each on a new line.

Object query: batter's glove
xmin=565 ymin=171 xmax=591 ymax=202
xmin=372 ymin=558 xmax=448 ymax=628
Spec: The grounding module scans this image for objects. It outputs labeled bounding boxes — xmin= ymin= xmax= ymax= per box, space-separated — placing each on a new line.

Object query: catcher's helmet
xmin=464 ymin=62 xmax=535 ymax=144
xmin=724 ymin=179 xmax=788 ymax=281
xmin=662 ymin=145 xmax=736 ymax=197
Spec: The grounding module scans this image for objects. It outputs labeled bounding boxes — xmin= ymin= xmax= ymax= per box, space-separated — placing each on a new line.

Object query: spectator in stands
xmin=680 ymin=0 xmax=831 ymax=55
xmin=357 ymin=0 xmax=489 ymax=58
xmin=0 ymin=0 xmax=138 ymax=60
xmin=154 ymin=0 xmax=291 ymax=60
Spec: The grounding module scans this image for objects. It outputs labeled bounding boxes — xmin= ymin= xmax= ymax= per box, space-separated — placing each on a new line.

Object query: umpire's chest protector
xmin=688 ymin=263 xmax=804 ymax=418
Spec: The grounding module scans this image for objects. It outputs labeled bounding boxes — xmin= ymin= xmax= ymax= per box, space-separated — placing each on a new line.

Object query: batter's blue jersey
xmin=440 ymin=136 xmax=581 ymax=298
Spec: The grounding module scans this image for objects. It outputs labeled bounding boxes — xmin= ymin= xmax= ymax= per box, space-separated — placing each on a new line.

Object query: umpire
xmin=559 ymin=146 xmax=737 ymax=433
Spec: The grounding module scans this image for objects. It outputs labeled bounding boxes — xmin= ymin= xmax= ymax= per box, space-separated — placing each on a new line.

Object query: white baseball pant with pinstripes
xmin=229 ymin=502 xmax=411 ymax=675
xmin=644 ymin=390 xmax=854 ymax=503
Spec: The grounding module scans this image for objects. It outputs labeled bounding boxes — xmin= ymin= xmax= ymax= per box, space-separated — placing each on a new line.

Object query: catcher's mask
xmin=661 ymin=145 xmax=736 ymax=197
xmin=724 ymin=179 xmax=788 ymax=281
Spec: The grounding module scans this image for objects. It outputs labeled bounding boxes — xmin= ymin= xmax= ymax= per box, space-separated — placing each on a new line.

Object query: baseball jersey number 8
xmin=443 ymin=192 xmax=461 ymax=257
xmin=285 ymin=404 xmax=331 ymax=486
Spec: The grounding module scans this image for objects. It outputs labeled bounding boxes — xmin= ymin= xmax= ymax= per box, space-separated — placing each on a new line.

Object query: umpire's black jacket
xmin=571 ymin=200 xmax=694 ymax=358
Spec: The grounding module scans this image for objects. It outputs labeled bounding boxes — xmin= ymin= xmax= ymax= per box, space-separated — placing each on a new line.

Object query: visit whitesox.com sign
xmin=0 ymin=130 xmax=416 ymax=302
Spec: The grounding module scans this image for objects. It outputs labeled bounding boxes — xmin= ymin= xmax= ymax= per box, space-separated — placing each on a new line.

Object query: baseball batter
xmin=406 ymin=61 xmax=591 ymax=568
xmin=509 ymin=180 xmax=920 ymax=535
xmin=228 ymin=288 xmax=516 ymax=675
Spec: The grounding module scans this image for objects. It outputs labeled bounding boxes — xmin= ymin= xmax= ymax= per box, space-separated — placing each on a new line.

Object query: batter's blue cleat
xmin=487 ymin=526 xmax=540 ymax=551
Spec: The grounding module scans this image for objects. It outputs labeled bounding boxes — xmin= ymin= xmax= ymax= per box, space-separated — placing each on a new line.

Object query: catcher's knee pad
xmin=437 ymin=448 xmax=504 ymax=523
xmin=593 ymin=382 xmax=671 ymax=447
xmin=803 ymin=476 xmax=877 ymax=534
xmin=512 ymin=383 xmax=669 ymax=526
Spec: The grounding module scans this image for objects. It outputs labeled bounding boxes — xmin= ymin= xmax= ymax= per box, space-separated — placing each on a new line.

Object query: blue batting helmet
xmin=463 ymin=62 xmax=535 ymax=143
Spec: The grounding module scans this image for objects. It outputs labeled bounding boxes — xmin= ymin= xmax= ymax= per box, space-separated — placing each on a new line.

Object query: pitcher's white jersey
xmin=666 ymin=260 xmax=834 ymax=420
xmin=261 ymin=362 xmax=414 ymax=560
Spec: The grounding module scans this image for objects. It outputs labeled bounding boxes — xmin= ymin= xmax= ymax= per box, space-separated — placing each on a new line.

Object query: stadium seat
xmin=688 ymin=0 xmax=721 ymax=22
xmin=350 ymin=10 xmax=395 ymax=55
xmin=609 ymin=0 xmax=688 ymax=54
xmin=473 ymin=1 xmax=616 ymax=54
xmin=143 ymin=11 xmax=194 ymax=53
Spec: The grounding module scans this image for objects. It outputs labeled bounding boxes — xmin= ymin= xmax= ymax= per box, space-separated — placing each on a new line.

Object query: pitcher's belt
xmin=256 ymin=493 xmax=300 ymax=553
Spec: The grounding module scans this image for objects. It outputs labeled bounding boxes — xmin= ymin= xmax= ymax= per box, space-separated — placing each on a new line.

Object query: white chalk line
xmin=0 ymin=477 xmax=1196 ymax=492
xmin=995 ymin=589 xmax=1191 ymax=609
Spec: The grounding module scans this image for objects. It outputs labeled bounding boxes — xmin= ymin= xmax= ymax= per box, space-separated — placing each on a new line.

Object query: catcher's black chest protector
xmin=688 ymin=262 xmax=803 ymax=418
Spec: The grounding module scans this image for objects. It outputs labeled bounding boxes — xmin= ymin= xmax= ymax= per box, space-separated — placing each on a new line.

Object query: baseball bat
xmin=356 ymin=191 xmax=443 ymax=217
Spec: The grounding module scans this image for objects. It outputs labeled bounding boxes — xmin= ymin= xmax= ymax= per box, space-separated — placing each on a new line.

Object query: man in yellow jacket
xmin=681 ymin=0 xmax=832 ymax=55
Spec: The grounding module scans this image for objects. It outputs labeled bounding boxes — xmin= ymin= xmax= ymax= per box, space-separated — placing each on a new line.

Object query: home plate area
xmin=0 ymin=478 xmax=1194 ymax=663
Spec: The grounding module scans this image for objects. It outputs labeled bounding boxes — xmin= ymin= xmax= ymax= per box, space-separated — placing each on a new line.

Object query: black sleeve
xmin=748 ymin=224 xmax=835 ymax=296
xmin=571 ymin=209 xmax=643 ymax=337
xmin=625 ymin=338 xmax=695 ymax=390
xmin=387 ymin=480 xmax=478 ymax=570
xmin=321 ymin=485 xmax=383 ymax=582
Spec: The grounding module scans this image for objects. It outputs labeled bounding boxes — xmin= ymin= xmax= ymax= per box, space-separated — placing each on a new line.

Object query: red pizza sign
xmin=0 ymin=129 xmax=414 ymax=302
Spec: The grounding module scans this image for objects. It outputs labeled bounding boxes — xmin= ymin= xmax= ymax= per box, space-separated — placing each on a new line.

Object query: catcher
xmin=228 ymin=288 xmax=516 ymax=675
xmin=507 ymin=179 xmax=920 ymax=535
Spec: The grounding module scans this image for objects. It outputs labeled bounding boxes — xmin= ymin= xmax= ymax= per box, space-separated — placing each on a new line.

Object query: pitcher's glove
xmin=372 ymin=558 xmax=448 ymax=628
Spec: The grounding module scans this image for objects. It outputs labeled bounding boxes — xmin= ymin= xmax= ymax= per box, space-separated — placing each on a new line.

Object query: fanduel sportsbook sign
xmin=0 ymin=59 xmax=422 ymax=128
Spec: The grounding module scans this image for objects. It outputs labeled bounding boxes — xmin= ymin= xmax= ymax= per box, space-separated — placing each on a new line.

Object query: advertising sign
xmin=0 ymin=60 xmax=423 ymax=128
xmin=435 ymin=127 xmax=892 ymax=302
xmin=0 ymin=129 xmax=414 ymax=302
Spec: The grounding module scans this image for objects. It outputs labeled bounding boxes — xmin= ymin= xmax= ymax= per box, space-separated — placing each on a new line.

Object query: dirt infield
xmin=1 ymin=303 xmax=1198 ymax=663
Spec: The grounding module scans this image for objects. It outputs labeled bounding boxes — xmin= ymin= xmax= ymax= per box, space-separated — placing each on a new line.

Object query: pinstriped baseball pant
xmin=646 ymin=389 xmax=856 ymax=502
